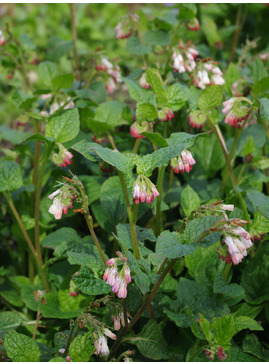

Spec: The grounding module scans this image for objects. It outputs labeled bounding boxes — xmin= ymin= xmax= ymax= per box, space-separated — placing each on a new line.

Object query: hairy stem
xmin=187 ymin=338 xmax=201 ymax=362
xmin=132 ymin=138 xmax=141 ymax=154
xmin=155 ymin=166 xmax=166 ymax=236
xmin=85 ymin=213 xmax=106 ymax=265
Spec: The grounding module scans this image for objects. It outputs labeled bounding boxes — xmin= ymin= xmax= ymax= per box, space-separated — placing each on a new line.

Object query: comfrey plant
xmin=1 ymin=3 xmax=269 ymax=363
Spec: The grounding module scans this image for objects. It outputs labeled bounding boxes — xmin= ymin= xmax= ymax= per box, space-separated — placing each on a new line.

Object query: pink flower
xmin=186 ymin=18 xmax=200 ymax=31
xmin=104 ymin=328 xmax=116 ymax=340
xmin=139 ymin=72 xmax=150 ymax=89
xmin=117 ymin=280 xmax=128 ymax=299
xmin=132 ymin=176 xmax=159 ymax=204
xmin=172 ymin=43 xmax=198 ymax=73
xmin=220 ymin=204 xmax=234 ymax=211
xmin=106 ymin=258 xmax=116 ymax=266
xmin=52 ymin=144 xmax=73 ymax=168
xmin=130 ymin=121 xmax=149 ymax=139
xmin=105 ymin=78 xmax=116 ymax=94
xmin=171 ymin=150 xmax=196 ymax=174
xmin=115 ymin=16 xmax=134 ymax=40
xmin=94 ymin=336 xmax=109 ymax=356
xmin=158 ymin=108 xmax=175 ymax=122
xmin=124 ymin=266 xmax=131 ymax=283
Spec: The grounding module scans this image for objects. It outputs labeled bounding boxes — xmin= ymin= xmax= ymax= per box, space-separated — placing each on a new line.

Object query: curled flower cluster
xmin=48 ymin=183 xmax=77 ymax=220
xmin=219 ymin=220 xmax=253 ymax=265
xmin=139 ymin=72 xmax=150 ymax=89
xmin=132 ymin=175 xmax=159 ymax=204
xmin=52 ymin=143 xmax=73 ymax=168
xmin=103 ymin=253 xmax=131 ymax=299
xmin=111 ymin=312 xmax=130 ymax=331
xmin=130 ymin=120 xmax=149 ymax=139
xmin=170 ymin=150 xmax=196 ymax=174
xmin=188 ymin=110 xmax=207 ymax=129
xmin=205 ymin=346 xmax=227 ymax=361
xmin=114 ymin=15 xmax=136 ymax=39
xmin=185 ymin=17 xmax=200 ymax=31
xmin=95 ymin=58 xmax=122 ymax=94
xmin=191 ymin=60 xmax=225 ymax=89
xmin=222 ymin=97 xmax=250 ymax=128
xmin=172 ymin=44 xmax=198 ymax=73
xmin=158 ymin=108 xmax=175 ymax=122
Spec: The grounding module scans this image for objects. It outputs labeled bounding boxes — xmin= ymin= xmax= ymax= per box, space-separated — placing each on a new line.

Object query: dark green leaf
xmin=0 ymin=161 xmax=23 ymax=192
xmin=4 ymin=331 xmax=40 ymax=362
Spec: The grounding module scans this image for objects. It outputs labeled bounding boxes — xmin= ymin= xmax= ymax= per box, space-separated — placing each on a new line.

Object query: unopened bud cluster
xmin=222 ymin=97 xmax=251 ymax=128
xmin=130 ymin=120 xmax=149 ymax=139
xmin=114 ymin=15 xmax=138 ymax=40
xmin=172 ymin=42 xmax=198 ymax=73
xmin=52 ymin=143 xmax=73 ymax=168
xmin=188 ymin=110 xmax=207 ymax=129
xmin=158 ymin=108 xmax=175 ymax=122
xmin=185 ymin=17 xmax=200 ymax=31
xmin=205 ymin=346 xmax=227 ymax=361
xmin=103 ymin=252 xmax=131 ymax=299
xmin=170 ymin=150 xmax=196 ymax=174
xmin=132 ymin=175 xmax=159 ymax=204
xmin=95 ymin=58 xmax=122 ymax=94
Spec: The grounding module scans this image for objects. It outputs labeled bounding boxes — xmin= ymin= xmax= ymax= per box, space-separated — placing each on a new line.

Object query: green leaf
xmin=234 ymin=316 xmax=263 ymax=335
xmin=252 ymin=58 xmax=268 ymax=82
xmin=69 ymin=332 xmax=95 ymax=362
xmin=252 ymin=77 xmax=269 ymax=98
xmin=122 ymin=77 xmax=148 ymax=102
xmin=144 ymin=30 xmax=170 ymax=46
xmin=199 ymin=313 xmax=213 ymax=342
xmin=212 ymin=315 xmax=234 ymax=346
xmin=180 ymin=185 xmax=200 ymax=216
xmin=213 ymin=274 xmax=245 ymax=305
xmin=136 ymin=103 xmax=158 ymax=121
xmin=4 ymin=331 xmax=40 ymax=362
xmin=41 ymin=227 xmax=81 ymax=251
xmin=39 ymin=292 xmax=84 ymax=319
xmin=38 ymin=61 xmax=58 ymax=87
xmin=47 ymin=36 xmax=74 ymax=61
xmin=45 ymin=108 xmax=80 ymax=143
xmin=21 ymin=283 xmax=38 ymax=311
xmin=241 ymin=245 xmax=269 ymax=304
xmin=156 ymin=231 xmax=197 ymax=259
xmin=198 ymin=85 xmax=223 ymax=111
xmin=126 ymin=36 xmax=151 ymax=55
xmin=23 ymin=133 xmax=55 ymax=144
xmin=177 ymin=3 xmax=197 ymax=19
xmin=259 ymin=97 xmax=269 ymax=123
xmin=224 ymin=63 xmax=240 ymax=95
xmin=0 ymin=126 xmax=31 ymax=145
xmin=0 ymin=312 xmax=23 ymax=336
xmin=184 ymin=216 xmax=221 ymax=245
xmin=146 ymin=69 xmax=167 ymax=107
xmin=49 ymin=357 xmax=66 ymax=362
xmin=234 ymin=303 xmax=263 ymax=319
xmin=72 ymin=267 xmax=111 ymax=296
xmin=257 ymin=203 xmax=269 ymax=219
xmin=142 ymin=132 xmax=168 ymax=147
xmin=128 ymin=320 xmax=167 ymax=360
xmin=0 ymin=282 xmax=23 ymax=308
xmin=242 ymin=136 xmax=255 ymax=157
xmin=52 ymin=74 xmax=75 ymax=91
xmin=202 ymin=16 xmax=221 ymax=47
xmin=94 ymin=101 xmax=124 ymax=128
xmin=12 ymin=90 xmax=36 ymax=110
xmin=167 ymin=84 xmax=190 ymax=111
xmin=242 ymin=334 xmax=265 ymax=360
xmin=0 ymin=161 xmax=23 ymax=192
xmin=251 ymin=211 xmax=269 ymax=233
xmin=235 ymin=187 xmax=251 ymax=221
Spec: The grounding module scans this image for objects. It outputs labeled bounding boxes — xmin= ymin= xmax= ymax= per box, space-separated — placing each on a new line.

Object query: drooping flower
xmin=111 ymin=312 xmax=130 ymax=331
xmin=132 ymin=175 xmax=159 ymax=204
xmin=130 ymin=121 xmax=149 ymax=139
xmin=105 ymin=77 xmax=117 ymax=94
xmin=259 ymin=52 xmax=269 ymax=62
xmin=185 ymin=17 xmax=200 ymax=31
xmin=94 ymin=335 xmax=109 ymax=356
xmin=48 ymin=183 xmax=77 ymax=220
xmin=222 ymin=97 xmax=251 ymax=128
xmin=158 ymin=108 xmax=174 ymax=122
xmin=172 ymin=42 xmax=198 ymax=73
xmin=103 ymin=254 xmax=131 ymax=299
xmin=170 ymin=150 xmax=196 ymax=174
xmin=188 ymin=110 xmax=207 ymax=129
xmin=114 ymin=16 xmax=134 ymax=40
xmin=52 ymin=143 xmax=73 ymax=168
xmin=0 ymin=30 xmax=6 ymax=46
xmin=139 ymin=72 xmax=150 ymax=89
xmin=191 ymin=59 xmax=225 ymax=89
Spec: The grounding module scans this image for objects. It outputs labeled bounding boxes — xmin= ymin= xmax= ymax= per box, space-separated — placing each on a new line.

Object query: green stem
xmin=132 ymin=138 xmax=141 ymax=154
xmin=107 ymin=134 xmax=117 ymax=150
xmin=107 ymin=258 xmax=177 ymax=360
xmin=187 ymin=338 xmax=201 ymax=362
xmin=118 ymin=171 xmax=141 ymax=259
xmin=4 ymin=192 xmax=37 ymax=259
xmin=261 ymin=119 xmax=269 ymax=140
xmin=155 ymin=166 xmax=166 ymax=236
xmin=223 ymin=263 xmax=231 ymax=281
xmin=85 ymin=214 xmax=106 ymax=265
xmin=69 ymin=4 xmax=80 ymax=78
xmin=207 ymin=117 xmax=237 ymax=187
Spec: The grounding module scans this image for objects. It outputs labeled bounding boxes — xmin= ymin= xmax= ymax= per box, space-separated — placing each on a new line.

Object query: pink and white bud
xmin=224 ymin=235 xmax=240 ymax=255
xmin=104 ymin=328 xmax=116 ymax=340
xmin=49 ymin=199 xmax=64 ymax=220
xmin=105 ymin=78 xmax=116 ymax=94
xmin=124 ymin=266 xmax=131 ymax=283
xmin=106 ymin=258 xmax=116 ymax=266
xmin=186 ymin=18 xmax=200 ymax=31
xmin=139 ymin=73 xmax=150 ymax=89
xmin=117 ymin=280 xmax=128 ymax=299
xmin=220 ymin=204 xmax=234 ymax=211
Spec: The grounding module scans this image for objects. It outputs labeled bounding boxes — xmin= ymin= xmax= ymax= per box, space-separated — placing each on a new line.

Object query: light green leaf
xmin=45 ymin=108 xmax=80 ymax=143
xmin=69 ymin=332 xmax=95 ymax=362
xmin=144 ymin=30 xmax=170 ymax=46
xmin=242 ymin=136 xmax=255 ymax=157
xmin=212 ymin=315 xmax=234 ymax=346
xmin=39 ymin=292 xmax=84 ymax=319
xmin=146 ymin=69 xmax=167 ymax=107
xmin=142 ymin=132 xmax=168 ymax=147
xmin=4 ymin=331 xmax=40 ymax=362
xmin=180 ymin=185 xmax=200 ymax=216
xmin=0 ymin=161 xmax=23 ymax=192
xmin=126 ymin=36 xmax=151 ymax=55
xmin=234 ymin=316 xmax=263 ymax=335
xmin=136 ymin=103 xmax=158 ymax=121
xmin=122 ymin=77 xmax=148 ymax=102
xmin=198 ymin=85 xmax=223 ymax=111
xmin=38 ymin=61 xmax=58 ymax=87
xmin=167 ymin=84 xmax=190 ymax=111
xmin=52 ymin=73 xmax=75 ymax=91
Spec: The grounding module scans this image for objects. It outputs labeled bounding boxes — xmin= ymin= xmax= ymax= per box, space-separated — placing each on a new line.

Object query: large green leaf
xmin=136 ymin=102 xmax=158 ymax=121
xmin=180 ymin=185 xmax=200 ymax=216
xmin=234 ymin=316 xmax=263 ymax=335
xmin=39 ymin=292 xmax=84 ymax=319
xmin=212 ymin=315 xmax=234 ymax=347
xmin=69 ymin=332 xmax=95 ymax=362
xmin=4 ymin=331 xmax=41 ymax=362
xmin=156 ymin=231 xmax=197 ymax=259
xmin=0 ymin=161 xmax=23 ymax=192
xmin=45 ymin=108 xmax=80 ymax=143
xmin=146 ymin=68 xmax=167 ymax=107
xmin=38 ymin=61 xmax=58 ymax=87
xmin=72 ymin=267 xmax=111 ymax=296
xmin=198 ymin=85 xmax=223 ymax=111
xmin=167 ymin=84 xmax=190 ymax=111
xmin=0 ymin=312 xmax=23 ymax=336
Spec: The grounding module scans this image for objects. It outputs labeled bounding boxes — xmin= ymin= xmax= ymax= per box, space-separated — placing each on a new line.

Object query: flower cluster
xmin=218 ymin=219 xmax=253 ymax=265
xmin=139 ymin=72 xmax=150 ymax=89
xmin=95 ymin=58 xmax=122 ymax=93
xmin=185 ymin=17 xmax=200 ymax=31
xmin=130 ymin=120 xmax=149 ymax=139
xmin=231 ymin=79 xmax=250 ymax=97
xmin=132 ymin=175 xmax=159 ymax=204
xmin=114 ymin=15 xmax=137 ymax=39
xmin=103 ymin=252 xmax=131 ymax=299
xmin=0 ymin=30 xmax=6 ymax=46
xmin=94 ymin=329 xmax=116 ymax=357
xmin=222 ymin=97 xmax=250 ymax=128
xmin=48 ymin=182 xmax=77 ymax=220
xmin=205 ymin=346 xmax=227 ymax=361
xmin=158 ymin=108 xmax=175 ymax=122
xmin=52 ymin=143 xmax=73 ymax=168
xmin=191 ymin=59 xmax=225 ymax=89
xmin=188 ymin=110 xmax=207 ymax=129
xmin=172 ymin=43 xmax=198 ymax=73
xmin=111 ymin=312 xmax=130 ymax=331
xmin=170 ymin=150 xmax=196 ymax=174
